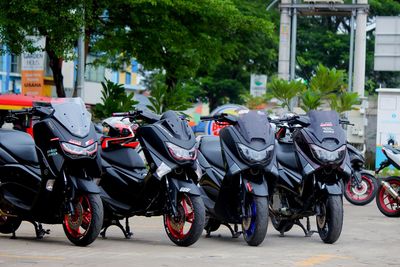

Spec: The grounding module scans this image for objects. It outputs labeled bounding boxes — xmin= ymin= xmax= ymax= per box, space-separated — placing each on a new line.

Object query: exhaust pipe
xmin=381 ymin=181 xmax=400 ymax=202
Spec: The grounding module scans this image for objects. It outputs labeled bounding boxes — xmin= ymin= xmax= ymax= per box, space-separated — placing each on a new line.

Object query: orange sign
xmin=21 ymin=70 xmax=44 ymax=96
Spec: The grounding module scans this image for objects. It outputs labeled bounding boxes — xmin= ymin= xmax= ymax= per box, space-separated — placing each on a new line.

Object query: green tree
xmin=0 ymin=1 xmax=106 ymax=97
xmin=329 ymin=91 xmax=360 ymax=114
xmin=270 ymin=0 xmax=400 ymax=94
xmin=145 ymin=72 xmax=194 ymax=114
xmin=93 ymin=0 xmax=276 ymax=109
xmin=92 ymin=78 xmax=138 ymax=120
xmin=267 ymin=79 xmax=306 ymax=111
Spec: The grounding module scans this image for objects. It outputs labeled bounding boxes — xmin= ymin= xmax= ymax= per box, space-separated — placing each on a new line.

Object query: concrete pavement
xmin=0 ymin=200 xmax=399 ymax=267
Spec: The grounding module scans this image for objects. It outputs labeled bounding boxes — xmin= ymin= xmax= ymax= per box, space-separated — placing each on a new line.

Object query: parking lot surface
xmin=0 ymin=200 xmax=399 ymax=267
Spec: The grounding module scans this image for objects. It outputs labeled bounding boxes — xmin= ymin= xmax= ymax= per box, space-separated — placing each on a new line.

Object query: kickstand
xmin=294 ymin=217 xmax=317 ymax=237
xmin=10 ymin=223 xmax=17 ymax=239
xmin=100 ymin=218 xmax=133 ymax=239
xmin=29 ymin=221 xmax=50 ymax=239
xmin=223 ymin=223 xmax=241 ymax=238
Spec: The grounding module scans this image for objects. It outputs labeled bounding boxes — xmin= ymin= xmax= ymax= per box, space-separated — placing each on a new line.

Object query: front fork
xmin=165 ymin=175 xmax=201 ymax=217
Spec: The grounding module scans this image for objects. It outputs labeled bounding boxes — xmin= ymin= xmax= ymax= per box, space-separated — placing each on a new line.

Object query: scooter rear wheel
xmin=0 ymin=203 xmax=21 ymax=234
xmin=270 ymin=215 xmax=294 ymax=233
xmin=376 ymin=177 xmax=400 ymax=217
xmin=63 ymin=193 xmax=103 ymax=246
xmin=164 ymin=194 xmax=205 ymax=247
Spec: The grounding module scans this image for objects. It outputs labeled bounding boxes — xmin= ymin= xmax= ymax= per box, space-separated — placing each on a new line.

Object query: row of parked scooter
xmin=0 ymin=97 xmax=396 ymax=248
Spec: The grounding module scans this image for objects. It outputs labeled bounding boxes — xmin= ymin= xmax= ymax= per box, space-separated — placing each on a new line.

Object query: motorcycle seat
xmin=0 ymin=129 xmax=38 ymax=164
xmin=199 ymin=136 xmax=224 ymax=170
xmin=276 ymin=141 xmax=299 ymax=170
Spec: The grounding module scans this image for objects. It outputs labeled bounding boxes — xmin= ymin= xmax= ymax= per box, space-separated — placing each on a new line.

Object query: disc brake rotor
xmin=169 ymin=206 xmax=185 ymax=232
xmin=317 ymin=204 xmax=326 ymax=228
xmin=66 ymin=203 xmax=84 ymax=231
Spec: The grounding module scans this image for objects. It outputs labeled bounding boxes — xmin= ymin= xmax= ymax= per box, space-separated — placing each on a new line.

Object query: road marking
xmin=0 ymin=253 xmax=64 ymax=261
xmin=297 ymin=254 xmax=351 ymax=266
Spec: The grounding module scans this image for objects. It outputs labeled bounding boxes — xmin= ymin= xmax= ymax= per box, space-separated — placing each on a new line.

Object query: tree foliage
xmin=0 ymin=0 xmax=106 ymax=97
xmin=92 ymin=79 xmax=138 ymax=120
xmin=145 ymin=72 xmax=194 ymax=114
xmin=267 ymin=79 xmax=306 ymax=111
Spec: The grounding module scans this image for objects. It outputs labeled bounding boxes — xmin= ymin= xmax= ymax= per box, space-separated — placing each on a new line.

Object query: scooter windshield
xmin=307 ymin=110 xmax=345 ymax=146
xmin=51 ymin=98 xmax=92 ymax=138
xmin=235 ymin=111 xmax=271 ymax=143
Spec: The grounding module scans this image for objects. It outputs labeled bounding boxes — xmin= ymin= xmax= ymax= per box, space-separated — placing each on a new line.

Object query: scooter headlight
xmin=166 ymin=142 xmax=197 ymax=161
xmin=310 ymin=144 xmax=346 ymax=164
xmin=237 ymin=144 xmax=274 ymax=163
xmin=61 ymin=142 xmax=98 ymax=158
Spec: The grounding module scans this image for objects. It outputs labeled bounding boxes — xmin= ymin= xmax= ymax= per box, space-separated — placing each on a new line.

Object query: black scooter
xmin=198 ymin=111 xmax=278 ymax=246
xmin=0 ymin=98 xmax=103 ymax=246
xmin=99 ymin=109 xmax=205 ymax=247
xmin=344 ymin=144 xmax=378 ymax=205
xmin=270 ymin=111 xmax=351 ymax=244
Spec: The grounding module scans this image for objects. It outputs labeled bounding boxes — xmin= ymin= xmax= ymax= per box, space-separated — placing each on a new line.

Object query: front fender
xmin=69 ymin=176 xmax=100 ymax=194
xmin=169 ymin=178 xmax=201 ymax=196
xmin=242 ymin=178 xmax=268 ymax=197
xmin=318 ymin=181 xmax=343 ymax=195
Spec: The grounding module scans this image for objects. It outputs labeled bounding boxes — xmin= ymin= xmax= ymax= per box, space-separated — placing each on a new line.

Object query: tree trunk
xmin=47 ymin=49 xmax=66 ymax=97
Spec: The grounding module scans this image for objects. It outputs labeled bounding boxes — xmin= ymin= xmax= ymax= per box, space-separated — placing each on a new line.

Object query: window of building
xmin=125 ymin=72 xmax=131 ymax=85
xmin=10 ymin=54 xmax=21 ymax=73
xmin=0 ymin=56 xmax=3 ymax=72
xmin=85 ymin=55 xmax=105 ymax=83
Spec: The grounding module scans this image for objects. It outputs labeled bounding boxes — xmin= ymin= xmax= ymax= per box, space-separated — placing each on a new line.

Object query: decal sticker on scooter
xmin=320 ymin=122 xmax=334 ymax=134
xmin=47 ymin=148 xmax=58 ymax=157
xmin=179 ymin=187 xmax=191 ymax=193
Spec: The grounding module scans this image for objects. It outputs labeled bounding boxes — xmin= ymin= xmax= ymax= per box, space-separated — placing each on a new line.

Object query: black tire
xmin=242 ymin=196 xmax=269 ymax=246
xmin=164 ymin=194 xmax=205 ymax=247
xmin=316 ymin=195 xmax=343 ymax=244
xmin=344 ymin=173 xmax=378 ymax=206
xmin=63 ymin=193 xmax=103 ymax=246
xmin=204 ymin=215 xmax=221 ymax=233
xmin=376 ymin=177 xmax=400 ymax=217
xmin=0 ymin=203 xmax=21 ymax=234
xmin=270 ymin=214 xmax=294 ymax=233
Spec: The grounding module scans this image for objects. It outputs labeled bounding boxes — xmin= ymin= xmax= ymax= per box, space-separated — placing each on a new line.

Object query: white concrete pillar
xmin=353 ymin=0 xmax=368 ymax=97
xmin=278 ymin=0 xmax=291 ymax=81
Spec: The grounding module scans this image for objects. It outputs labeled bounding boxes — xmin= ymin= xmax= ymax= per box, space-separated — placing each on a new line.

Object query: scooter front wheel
xmin=63 ymin=193 xmax=103 ymax=246
xmin=164 ymin=194 xmax=205 ymax=247
xmin=242 ymin=196 xmax=269 ymax=246
xmin=376 ymin=177 xmax=400 ymax=217
xmin=344 ymin=173 xmax=378 ymax=206
xmin=316 ymin=195 xmax=343 ymax=244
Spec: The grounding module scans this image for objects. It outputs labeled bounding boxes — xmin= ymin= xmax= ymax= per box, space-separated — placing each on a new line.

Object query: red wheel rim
xmin=346 ymin=175 xmax=374 ymax=201
xmin=165 ymin=195 xmax=195 ymax=240
xmin=378 ymin=179 xmax=400 ymax=214
xmin=64 ymin=195 xmax=93 ymax=239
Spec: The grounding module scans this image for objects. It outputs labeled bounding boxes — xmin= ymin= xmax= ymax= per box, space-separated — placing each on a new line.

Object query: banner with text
xmin=21 ymin=37 xmax=46 ymax=96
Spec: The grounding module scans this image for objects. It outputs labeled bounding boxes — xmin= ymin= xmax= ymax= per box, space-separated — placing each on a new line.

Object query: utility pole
xmin=353 ymin=0 xmax=368 ymax=97
xmin=278 ymin=0 xmax=291 ymax=81
xmin=76 ymin=6 xmax=85 ymax=99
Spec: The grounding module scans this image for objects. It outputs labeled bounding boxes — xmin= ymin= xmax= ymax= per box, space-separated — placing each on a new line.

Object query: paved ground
xmin=0 ymin=200 xmax=399 ymax=267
